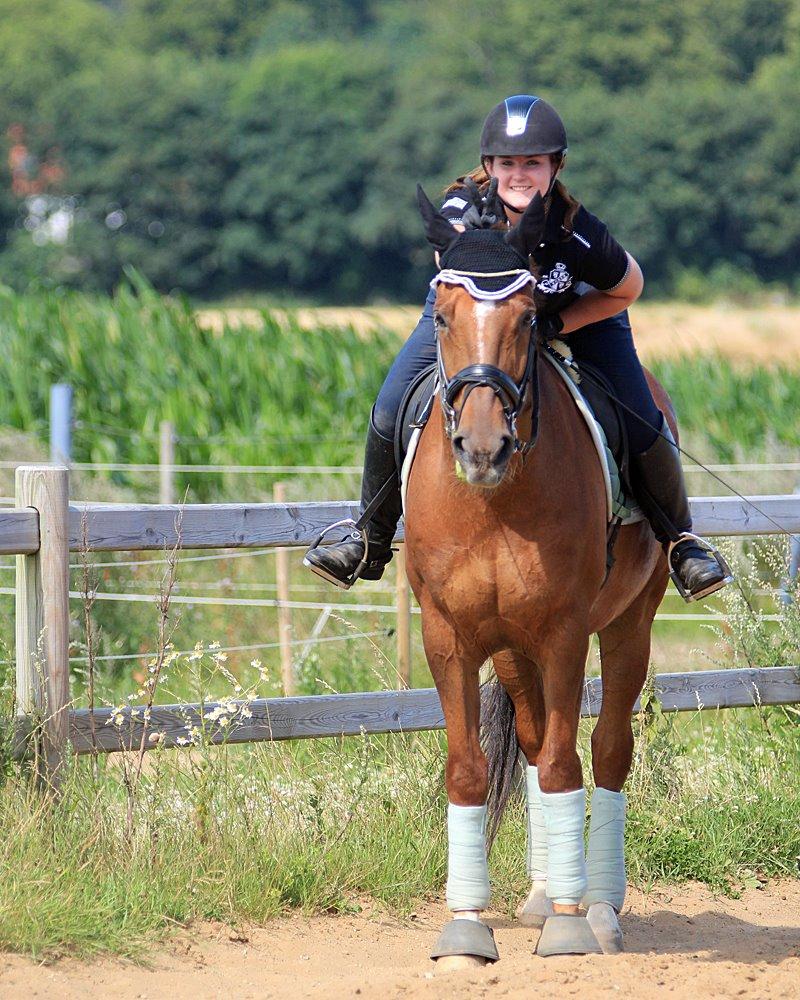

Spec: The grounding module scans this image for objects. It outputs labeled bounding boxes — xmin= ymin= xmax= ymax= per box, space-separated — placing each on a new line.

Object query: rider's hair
xmin=444 ymin=155 xmax=580 ymax=237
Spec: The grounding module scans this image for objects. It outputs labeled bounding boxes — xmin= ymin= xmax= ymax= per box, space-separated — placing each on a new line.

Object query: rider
xmin=304 ymin=94 xmax=732 ymax=602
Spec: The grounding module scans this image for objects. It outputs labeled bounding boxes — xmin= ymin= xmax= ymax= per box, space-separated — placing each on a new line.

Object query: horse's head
xmin=417 ymin=185 xmax=546 ymax=488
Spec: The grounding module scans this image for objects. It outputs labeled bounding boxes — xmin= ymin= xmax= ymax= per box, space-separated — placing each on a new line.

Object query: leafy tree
xmin=37 ymin=51 xmax=236 ymax=292
xmin=223 ymin=41 xmax=394 ymax=298
xmin=119 ymin=0 xmax=277 ymax=58
xmin=0 ymin=0 xmax=114 ymax=122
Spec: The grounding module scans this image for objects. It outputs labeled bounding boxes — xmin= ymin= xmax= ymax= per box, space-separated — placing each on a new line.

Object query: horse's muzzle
xmin=452 ymin=433 xmax=514 ymax=487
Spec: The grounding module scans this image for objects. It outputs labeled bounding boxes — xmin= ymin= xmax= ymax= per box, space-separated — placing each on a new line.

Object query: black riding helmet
xmin=480 ymin=95 xmax=567 ymax=158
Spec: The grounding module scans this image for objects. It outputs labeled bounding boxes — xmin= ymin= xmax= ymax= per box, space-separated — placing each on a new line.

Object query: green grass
xmin=0 ymin=702 xmax=798 ymax=959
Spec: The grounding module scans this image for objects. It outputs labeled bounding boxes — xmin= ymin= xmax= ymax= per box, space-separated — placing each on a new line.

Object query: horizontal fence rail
xmin=13 ymin=666 xmax=796 ymax=758
xmin=0 ymin=494 xmax=798 ymax=556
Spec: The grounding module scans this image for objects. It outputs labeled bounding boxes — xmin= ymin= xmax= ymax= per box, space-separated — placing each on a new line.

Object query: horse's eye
xmin=433 ymin=312 xmax=448 ymax=333
xmin=521 ymin=310 xmax=535 ymax=329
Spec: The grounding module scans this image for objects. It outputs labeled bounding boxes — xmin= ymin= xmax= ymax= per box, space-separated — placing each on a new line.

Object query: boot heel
xmin=302 ymin=556 xmax=356 ymax=590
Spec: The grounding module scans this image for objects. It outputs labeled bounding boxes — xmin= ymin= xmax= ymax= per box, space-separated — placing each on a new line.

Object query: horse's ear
xmin=417 ymin=184 xmax=460 ymax=252
xmin=504 ymin=192 xmax=546 ymax=257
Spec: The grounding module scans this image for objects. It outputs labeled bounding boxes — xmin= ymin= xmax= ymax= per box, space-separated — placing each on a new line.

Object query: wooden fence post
xmin=273 ymin=482 xmax=295 ymax=695
xmin=15 ymin=465 xmax=71 ymax=788
xmin=159 ymin=420 xmax=175 ymax=505
xmin=396 ymin=543 xmax=411 ymax=688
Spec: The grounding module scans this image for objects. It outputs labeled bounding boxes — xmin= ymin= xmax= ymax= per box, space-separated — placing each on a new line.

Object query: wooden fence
xmin=4 ymin=465 xmax=800 ymax=785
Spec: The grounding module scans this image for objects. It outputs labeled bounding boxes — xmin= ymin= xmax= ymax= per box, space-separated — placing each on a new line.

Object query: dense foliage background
xmin=1 ymin=0 xmax=799 ymax=301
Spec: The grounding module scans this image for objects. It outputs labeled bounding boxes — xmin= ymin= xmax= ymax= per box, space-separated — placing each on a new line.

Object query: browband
xmin=431 ymin=268 xmax=536 ymax=301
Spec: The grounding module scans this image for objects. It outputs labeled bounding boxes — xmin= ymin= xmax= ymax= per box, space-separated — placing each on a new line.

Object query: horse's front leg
xmin=536 ymin=627 xmax=602 ymax=957
xmin=491 ymin=650 xmax=553 ymax=929
xmin=421 ymin=602 xmax=499 ymax=971
xmin=584 ymin=571 xmax=666 ymax=954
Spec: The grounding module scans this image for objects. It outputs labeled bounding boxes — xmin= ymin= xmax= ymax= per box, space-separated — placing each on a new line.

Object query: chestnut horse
xmin=405 ymin=191 xmax=672 ymax=967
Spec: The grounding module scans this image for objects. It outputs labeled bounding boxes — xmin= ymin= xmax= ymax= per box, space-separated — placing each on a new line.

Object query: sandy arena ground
xmin=195 ymin=303 xmax=800 ymax=363
xmin=2 ymin=882 xmax=799 ymax=999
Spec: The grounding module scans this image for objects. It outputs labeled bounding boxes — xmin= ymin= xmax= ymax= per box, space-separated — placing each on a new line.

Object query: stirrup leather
xmin=303 ymin=519 xmax=369 ymax=591
xmin=667 ymin=532 xmax=734 ymax=602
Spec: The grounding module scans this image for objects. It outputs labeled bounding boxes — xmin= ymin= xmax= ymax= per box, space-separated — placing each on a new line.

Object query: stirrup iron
xmin=303 ymin=519 xmax=369 ymax=591
xmin=667 ymin=532 xmax=733 ymax=602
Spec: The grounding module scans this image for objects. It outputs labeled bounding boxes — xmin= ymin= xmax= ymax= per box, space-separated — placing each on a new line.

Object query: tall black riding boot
xmin=303 ymin=412 xmax=403 ymax=590
xmin=632 ymin=415 xmax=733 ymax=603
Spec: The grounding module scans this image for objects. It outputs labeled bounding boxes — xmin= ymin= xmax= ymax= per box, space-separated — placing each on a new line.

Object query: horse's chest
xmin=414 ymin=534 xmax=555 ymax=629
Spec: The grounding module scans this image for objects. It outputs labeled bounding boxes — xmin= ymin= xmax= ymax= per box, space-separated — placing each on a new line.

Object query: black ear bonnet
xmin=439 ymin=230 xmax=530 ymax=294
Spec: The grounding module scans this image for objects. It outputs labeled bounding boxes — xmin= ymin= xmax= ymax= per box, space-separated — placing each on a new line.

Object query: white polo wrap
xmin=540 ymin=787 xmax=587 ymax=905
xmin=584 ymin=786 xmax=627 ymax=911
xmin=525 ymin=765 xmax=548 ymax=882
xmin=446 ymin=802 xmax=490 ymax=911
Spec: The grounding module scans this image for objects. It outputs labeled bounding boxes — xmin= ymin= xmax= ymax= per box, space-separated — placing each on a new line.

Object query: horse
xmin=404 ymin=188 xmax=672 ymax=968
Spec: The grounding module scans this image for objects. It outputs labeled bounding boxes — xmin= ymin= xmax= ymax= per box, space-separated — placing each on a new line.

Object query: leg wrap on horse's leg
xmin=540 ymin=788 xmax=587 ymax=905
xmin=446 ymin=803 xmax=490 ymax=912
xmin=583 ymin=787 xmax=627 ymax=911
xmin=525 ymin=765 xmax=548 ymax=882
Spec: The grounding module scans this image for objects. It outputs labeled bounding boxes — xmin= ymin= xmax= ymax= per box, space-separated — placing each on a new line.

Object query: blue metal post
xmin=50 ymin=383 xmax=72 ymax=465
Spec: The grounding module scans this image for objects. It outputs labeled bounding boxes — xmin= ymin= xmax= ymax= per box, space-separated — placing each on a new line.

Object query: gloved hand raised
xmin=460 ymin=177 xmax=503 ymax=230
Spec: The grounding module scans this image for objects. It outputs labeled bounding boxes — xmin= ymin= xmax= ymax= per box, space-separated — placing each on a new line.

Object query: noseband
xmin=435 ymin=293 xmax=541 ymax=455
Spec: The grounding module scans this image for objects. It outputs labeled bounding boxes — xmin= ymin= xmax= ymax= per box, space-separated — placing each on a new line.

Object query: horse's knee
xmin=517 ymin=731 xmax=543 ymax=766
xmin=446 ymin=752 xmax=488 ymax=805
xmin=591 ymin=721 xmax=633 ymax=792
xmin=537 ymin=749 xmax=582 ymax=793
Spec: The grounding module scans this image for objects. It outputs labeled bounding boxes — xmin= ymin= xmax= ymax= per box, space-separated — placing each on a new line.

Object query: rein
xmin=435 ymin=291 xmax=541 ymax=455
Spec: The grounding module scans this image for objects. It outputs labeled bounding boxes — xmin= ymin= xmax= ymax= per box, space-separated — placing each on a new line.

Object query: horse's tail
xmin=480 ymin=679 xmax=521 ymax=851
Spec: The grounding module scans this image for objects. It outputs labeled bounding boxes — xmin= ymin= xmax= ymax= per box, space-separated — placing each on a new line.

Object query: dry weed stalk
xmin=118 ymin=506 xmax=183 ymax=843
xmin=78 ymin=510 xmax=100 ymax=780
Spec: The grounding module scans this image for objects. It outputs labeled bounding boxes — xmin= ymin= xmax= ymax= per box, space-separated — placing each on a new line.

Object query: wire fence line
xmin=0 ymin=585 xmax=783 ymax=622
xmin=3 ymin=459 xmax=800 ymax=475
xmin=0 ymin=549 xmax=277 ymax=571
xmin=0 ymin=629 xmax=391 ymax=668
xmin=0 ymin=461 xmax=363 ymax=474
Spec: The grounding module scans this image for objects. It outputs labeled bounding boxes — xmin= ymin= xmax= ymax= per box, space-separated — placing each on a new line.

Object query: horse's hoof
xmin=516 ymin=885 xmax=554 ymax=928
xmin=586 ymin=902 xmax=624 ymax=954
xmin=430 ymin=918 xmax=499 ymax=965
xmin=536 ymin=914 xmax=602 ymax=957
xmin=434 ymin=954 xmax=487 ymax=973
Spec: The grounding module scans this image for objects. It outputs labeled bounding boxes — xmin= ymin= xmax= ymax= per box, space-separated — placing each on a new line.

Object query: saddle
xmin=394 ymin=347 xmax=643 ymax=526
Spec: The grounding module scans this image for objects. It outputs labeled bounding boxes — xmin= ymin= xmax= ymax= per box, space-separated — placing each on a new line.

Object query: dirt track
xmin=2 ymin=882 xmax=799 ymax=999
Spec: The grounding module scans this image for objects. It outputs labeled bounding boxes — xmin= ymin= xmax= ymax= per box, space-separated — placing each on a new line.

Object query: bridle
xmin=434 ymin=285 xmax=541 ymax=455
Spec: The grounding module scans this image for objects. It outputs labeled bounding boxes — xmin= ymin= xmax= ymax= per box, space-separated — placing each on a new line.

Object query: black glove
xmin=535 ymin=312 xmax=565 ymax=341
xmin=461 ymin=177 xmax=502 ymax=230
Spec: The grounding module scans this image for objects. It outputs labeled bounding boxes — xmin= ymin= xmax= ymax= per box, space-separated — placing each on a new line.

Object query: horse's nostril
xmin=453 ymin=435 xmax=466 ymax=454
xmin=495 ymin=436 xmax=514 ymax=465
